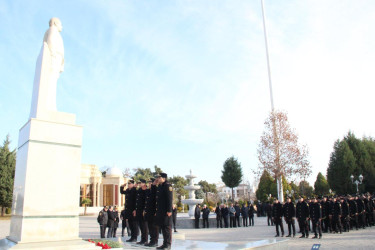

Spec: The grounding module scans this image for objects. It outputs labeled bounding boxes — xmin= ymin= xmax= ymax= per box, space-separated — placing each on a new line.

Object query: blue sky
xmin=1 ymin=0 xmax=375 ymax=186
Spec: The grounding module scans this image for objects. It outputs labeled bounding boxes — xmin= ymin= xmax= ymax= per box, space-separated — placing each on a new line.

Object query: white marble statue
xmin=30 ymin=17 xmax=64 ymax=119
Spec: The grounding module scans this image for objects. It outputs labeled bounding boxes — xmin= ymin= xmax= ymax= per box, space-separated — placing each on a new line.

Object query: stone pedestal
xmin=2 ymin=114 xmax=99 ymax=249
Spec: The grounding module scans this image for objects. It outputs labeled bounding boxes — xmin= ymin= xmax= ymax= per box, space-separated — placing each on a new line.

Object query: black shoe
xmin=156 ymin=245 xmax=166 ymax=249
xmin=306 ymin=235 xmax=309 ymax=238
xmin=286 ymin=235 xmax=291 ymax=237
xmin=275 ymin=234 xmax=279 ymax=237
xmin=319 ymin=235 xmax=322 ymax=239
xmin=136 ymin=241 xmax=145 ymax=245
xmin=293 ymin=234 xmax=296 ymax=237
xmin=147 ymin=242 xmax=158 ymax=247
xmin=174 ymin=230 xmax=178 ymax=232
xmin=299 ymin=235 xmax=305 ymax=238
xmin=312 ymin=235 xmax=318 ymax=239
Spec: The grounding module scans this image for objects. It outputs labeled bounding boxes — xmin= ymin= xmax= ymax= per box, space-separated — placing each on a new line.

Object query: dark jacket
xmin=283 ymin=202 xmax=296 ymax=220
xmin=309 ymin=202 xmax=322 ymax=221
xmin=107 ymin=210 xmax=115 ymax=228
xmin=202 ymin=207 xmax=210 ymax=219
xmin=113 ymin=210 xmax=120 ymax=228
xmin=120 ymin=186 xmax=137 ymax=219
xmin=221 ymin=207 xmax=229 ymax=217
xmin=215 ymin=206 xmax=222 ymax=219
xmin=195 ymin=206 xmax=201 ymax=219
xmin=155 ymin=181 xmax=173 ymax=225
xmin=234 ymin=205 xmax=241 ymax=217
xmin=272 ymin=202 xmax=283 ymax=218
xmin=144 ymin=185 xmax=156 ymax=220
xmin=296 ymin=201 xmax=309 ymax=220
xmin=136 ymin=188 xmax=146 ymax=219
xmin=97 ymin=209 xmax=108 ymax=225
xmin=248 ymin=204 xmax=255 ymax=217
xmin=241 ymin=205 xmax=249 ymax=218
xmin=349 ymin=199 xmax=358 ymax=215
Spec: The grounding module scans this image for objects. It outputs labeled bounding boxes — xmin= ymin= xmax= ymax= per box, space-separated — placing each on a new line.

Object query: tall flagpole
xmin=261 ymin=0 xmax=283 ymax=203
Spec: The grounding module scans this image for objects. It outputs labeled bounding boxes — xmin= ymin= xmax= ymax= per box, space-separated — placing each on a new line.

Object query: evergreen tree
xmin=327 ymin=140 xmax=356 ymax=194
xmin=256 ymin=170 xmax=277 ymax=202
xmin=362 ymin=138 xmax=375 ymax=192
xmin=314 ymin=172 xmax=330 ymax=196
xmin=298 ymin=180 xmax=314 ymax=197
xmin=0 ymin=135 xmax=16 ymax=216
xmin=221 ymin=156 xmax=243 ymax=200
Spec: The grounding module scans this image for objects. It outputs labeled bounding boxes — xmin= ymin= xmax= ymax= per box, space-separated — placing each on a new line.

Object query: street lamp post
xmin=350 ymin=174 xmax=364 ymax=194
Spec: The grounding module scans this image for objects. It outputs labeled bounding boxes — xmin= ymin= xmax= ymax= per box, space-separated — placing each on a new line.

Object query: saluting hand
xmin=167 ymin=212 xmax=172 ymax=217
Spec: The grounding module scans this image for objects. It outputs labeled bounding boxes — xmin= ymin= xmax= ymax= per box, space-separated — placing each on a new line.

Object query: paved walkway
xmin=1 ymin=216 xmax=375 ymax=249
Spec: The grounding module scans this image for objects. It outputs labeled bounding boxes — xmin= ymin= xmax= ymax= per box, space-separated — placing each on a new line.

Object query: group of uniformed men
xmin=212 ymin=202 xmax=256 ymax=228
xmin=120 ymin=172 xmax=173 ymax=249
xmin=271 ymin=193 xmax=375 ymax=239
xmin=98 ymin=172 xmax=173 ymax=249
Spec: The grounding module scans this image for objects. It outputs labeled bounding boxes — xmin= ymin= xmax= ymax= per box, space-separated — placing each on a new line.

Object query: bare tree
xmin=257 ymin=111 xmax=311 ymax=202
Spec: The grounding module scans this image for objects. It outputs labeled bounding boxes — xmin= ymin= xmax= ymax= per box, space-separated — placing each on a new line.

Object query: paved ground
xmin=1 ymin=216 xmax=375 ymax=249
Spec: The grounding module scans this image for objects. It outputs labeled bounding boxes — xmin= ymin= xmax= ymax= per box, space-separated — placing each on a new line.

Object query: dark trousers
xmin=100 ymin=224 xmax=106 ymax=238
xmin=160 ymin=216 xmax=172 ymax=247
xmin=223 ymin=216 xmax=229 ymax=228
xmin=203 ymin=218 xmax=209 ymax=228
xmin=235 ymin=216 xmax=240 ymax=227
xmin=350 ymin=214 xmax=359 ymax=230
xmin=172 ymin=216 xmax=177 ymax=231
xmin=267 ymin=215 xmax=273 ymax=226
xmin=298 ymin=219 xmax=309 ymax=237
xmin=128 ymin=216 xmax=138 ymax=239
xmin=216 ymin=217 xmax=222 ymax=228
xmin=249 ymin=216 xmax=254 ymax=226
xmin=195 ymin=217 xmax=200 ymax=228
xmin=341 ymin=216 xmax=350 ymax=232
xmin=332 ymin=216 xmax=342 ymax=233
xmin=359 ymin=212 xmax=366 ymax=228
xmin=323 ymin=217 xmax=331 ymax=232
xmin=242 ymin=216 xmax=248 ymax=227
xmin=274 ymin=217 xmax=284 ymax=236
xmin=148 ymin=217 xmax=158 ymax=244
xmin=107 ymin=227 xmax=113 ymax=238
xmin=121 ymin=220 xmax=127 ymax=237
xmin=113 ymin=227 xmax=118 ymax=237
xmin=285 ymin=218 xmax=295 ymax=236
xmin=138 ymin=216 xmax=148 ymax=243
xmin=312 ymin=220 xmax=322 ymax=237
xmin=230 ymin=216 xmax=235 ymax=228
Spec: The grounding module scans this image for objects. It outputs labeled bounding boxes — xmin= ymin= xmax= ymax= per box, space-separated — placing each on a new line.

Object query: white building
xmin=217 ymin=182 xmax=257 ymax=202
xmin=79 ymin=164 xmax=128 ymax=214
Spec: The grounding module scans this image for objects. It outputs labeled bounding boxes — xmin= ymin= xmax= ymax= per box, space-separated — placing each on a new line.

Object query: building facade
xmin=79 ymin=164 xmax=128 ymax=214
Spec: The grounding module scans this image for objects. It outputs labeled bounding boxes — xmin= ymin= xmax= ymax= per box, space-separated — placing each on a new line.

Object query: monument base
xmin=0 ymin=238 xmax=101 ymax=250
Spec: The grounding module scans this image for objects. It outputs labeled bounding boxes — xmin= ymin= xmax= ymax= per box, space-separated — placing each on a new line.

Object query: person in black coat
xmin=120 ymin=180 xmax=138 ymax=242
xmin=321 ymin=196 xmax=331 ymax=233
xmin=248 ymin=203 xmax=255 ymax=226
xmin=194 ymin=204 xmax=201 ymax=229
xmin=172 ymin=204 xmax=178 ymax=232
xmin=330 ymin=197 xmax=342 ymax=233
xmin=234 ymin=203 xmax=241 ymax=227
xmin=266 ymin=203 xmax=273 ymax=226
xmin=136 ymin=179 xmax=148 ymax=245
xmin=310 ymin=197 xmax=322 ymax=239
xmin=144 ymin=178 xmax=158 ymax=247
xmin=215 ymin=204 xmax=222 ymax=228
xmin=340 ymin=197 xmax=350 ymax=232
xmin=348 ymin=195 xmax=358 ymax=230
xmin=272 ymin=198 xmax=284 ymax=237
xmin=296 ymin=197 xmax=310 ymax=238
xmin=241 ymin=204 xmax=249 ymax=227
xmin=283 ymin=197 xmax=296 ymax=237
xmin=356 ymin=196 xmax=366 ymax=229
xmin=202 ymin=204 xmax=210 ymax=228
xmin=112 ymin=206 xmax=120 ymax=237
xmin=221 ymin=204 xmax=229 ymax=228
xmin=107 ymin=206 xmax=115 ymax=238
xmin=155 ymin=173 xmax=173 ymax=249
xmin=120 ymin=208 xmax=127 ymax=237
xmin=97 ymin=206 xmax=108 ymax=238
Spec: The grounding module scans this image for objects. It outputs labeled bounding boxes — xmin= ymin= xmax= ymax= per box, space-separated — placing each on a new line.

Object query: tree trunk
xmin=84 ymin=205 xmax=87 ymax=216
xmin=1 ymin=207 xmax=5 ymax=217
xmin=277 ymin=177 xmax=284 ymax=203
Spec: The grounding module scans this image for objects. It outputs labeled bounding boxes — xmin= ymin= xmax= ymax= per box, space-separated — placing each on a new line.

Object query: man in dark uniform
xmin=135 ymin=179 xmax=148 ymax=245
xmin=107 ymin=206 xmax=115 ymax=238
xmin=272 ymin=198 xmax=284 ymax=237
xmin=144 ymin=177 xmax=158 ymax=247
xmin=97 ymin=206 xmax=108 ymax=238
xmin=241 ymin=203 xmax=249 ymax=227
xmin=202 ymin=204 xmax=210 ymax=228
xmin=348 ymin=195 xmax=358 ymax=230
xmin=283 ymin=197 xmax=296 ymax=237
xmin=120 ymin=208 xmax=127 ymax=237
xmin=321 ymin=196 xmax=331 ymax=232
xmin=155 ymin=173 xmax=173 ymax=250
xmin=310 ymin=197 xmax=322 ymax=239
xmin=113 ymin=206 xmax=120 ymax=237
xmin=215 ymin=203 xmax=222 ymax=228
xmin=194 ymin=204 xmax=201 ymax=228
xmin=356 ymin=195 xmax=366 ymax=229
xmin=221 ymin=204 xmax=229 ymax=228
xmin=331 ymin=196 xmax=342 ymax=233
xmin=340 ymin=197 xmax=350 ymax=232
xmin=248 ymin=203 xmax=255 ymax=226
xmin=296 ymin=196 xmax=309 ymax=238
xmin=120 ymin=180 xmax=137 ymax=242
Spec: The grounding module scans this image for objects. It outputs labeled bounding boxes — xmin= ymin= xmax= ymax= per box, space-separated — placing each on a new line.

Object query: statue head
xmin=49 ymin=17 xmax=62 ymax=32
